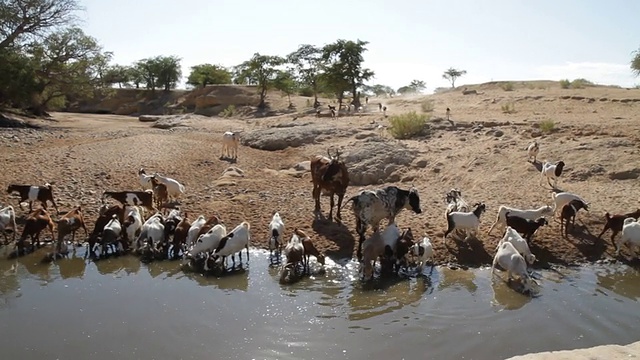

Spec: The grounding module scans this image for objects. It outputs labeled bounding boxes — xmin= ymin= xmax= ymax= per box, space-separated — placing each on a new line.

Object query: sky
xmin=78 ymin=0 xmax=640 ymax=92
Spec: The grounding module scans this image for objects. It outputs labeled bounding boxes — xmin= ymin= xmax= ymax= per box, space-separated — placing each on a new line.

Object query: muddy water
xmin=1 ymin=248 xmax=639 ymax=360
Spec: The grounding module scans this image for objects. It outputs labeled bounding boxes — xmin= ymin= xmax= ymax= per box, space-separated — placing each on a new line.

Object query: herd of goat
xmin=1 ymin=133 xmax=640 ymax=294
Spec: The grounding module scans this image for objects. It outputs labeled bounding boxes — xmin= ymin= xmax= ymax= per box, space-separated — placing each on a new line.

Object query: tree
xmin=409 ymin=79 xmax=426 ymax=92
xmin=0 ymin=48 xmax=40 ymax=107
xmin=102 ymin=64 xmax=132 ymax=88
xmin=155 ymin=55 xmax=181 ymax=91
xmin=234 ymin=53 xmax=284 ymax=108
xmin=442 ymin=67 xmax=467 ymax=88
xmin=631 ymin=48 xmax=640 ymax=77
xmin=186 ymin=63 xmax=231 ymax=88
xmin=369 ymin=84 xmax=395 ymax=97
xmin=28 ymin=27 xmax=111 ymax=112
xmin=273 ymin=69 xmax=297 ymax=107
xmin=0 ymin=0 xmax=81 ymax=50
xmin=287 ymin=44 xmax=324 ymax=106
xmin=322 ymin=39 xmax=374 ymax=108
xmin=397 ymin=86 xmax=415 ymax=95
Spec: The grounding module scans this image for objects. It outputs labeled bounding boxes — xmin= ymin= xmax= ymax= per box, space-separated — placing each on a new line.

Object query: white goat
xmin=146 ymin=216 xmax=165 ymax=248
xmin=443 ymin=203 xmax=487 ymax=241
xmin=487 ymin=204 xmax=554 ymax=235
xmin=152 ymin=173 xmax=185 ymax=201
xmin=540 ymin=160 xmax=566 ymax=188
xmin=499 ymin=226 xmax=536 ymax=265
xmin=409 ymin=236 xmax=434 ymax=273
xmin=526 ymin=141 xmax=539 ymax=163
xmin=134 ymin=212 xmax=164 ymax=249
xmin=185 ymin=215 xmax=207 ymax=248
xmin=124 ymin=206 xmax=143 ymax=248
xmin=0 ymin=205 xmax=17 ymax=244
xmin=211 ymin=221 xmax=251 ymax=268
xmin=95 ymin=215 xmax=123 ymax=255
xmin=551 ymin=192 xmax=589 ymax=217
xmin=615 ymin=218 xmax=640 ymax=257
xmin=492 ymin=241 xmax=537 ymax=294
xmin=186 ymin=224 xmax=227 ymax=270
xmin=268 ymin=212 xmax=285 ymax=256
xmin=138 ymin=168 xmax=154 ymax=190
xmin=221 ymin=131 xmax=240 ymax=160
xmin=361 ymin=223 xmax=402 ymax=281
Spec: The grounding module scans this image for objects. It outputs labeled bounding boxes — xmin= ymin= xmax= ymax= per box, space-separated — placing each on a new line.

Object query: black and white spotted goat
xmin=343 ymin=185 xmax=422 ymax=260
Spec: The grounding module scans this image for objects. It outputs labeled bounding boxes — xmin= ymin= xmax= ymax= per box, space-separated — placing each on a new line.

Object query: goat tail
xmin=179 ymin=183 xmax=186 ymax=193
xmin=339 ymin=195 xmax=357 ymax=210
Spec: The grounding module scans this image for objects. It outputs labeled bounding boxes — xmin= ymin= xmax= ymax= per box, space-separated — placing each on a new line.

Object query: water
xmin=1 ymin=247 xmax=639 ymax=360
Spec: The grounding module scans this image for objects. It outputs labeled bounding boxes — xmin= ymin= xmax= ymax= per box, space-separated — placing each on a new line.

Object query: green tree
xmin=0 ymin=49 xmax=39 ymax=107
xmin=273 ymin=69 xmax=297 ymax=107
xmin=442 ymin=67 xmax=467 ymax=88
xmin=28 ymin=27 xmax=111 ymax=112
xmin=409 ymin=79 xmax=426 ymax=92
xmin=102 ymin=64 xmax=132 ymax=88
xmin=631 ymin=47 xmax=640 ymax=77
xmin=155 ymin=55 xmax=181 ymax=91
xmin=234 ymin=53 xmax=284 ymax=108
xmin=287 ymin=44 xmax=324 ymax=106
xmin=186 ymin=63 xmax=232 ymax=88
xmin=322 ymin=39 xmax=374 ymax=108
xmin=370 ymin=84 xmax=395 ymax=97
xmin=397 ymin=86 xmax=415 ymax=95
xmin=0 ymin=0 xmax=81 ymax=49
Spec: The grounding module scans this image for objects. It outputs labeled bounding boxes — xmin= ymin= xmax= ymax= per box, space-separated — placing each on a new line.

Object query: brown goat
xmin=598 ymin=209 xmax=640 ymax=244
xmin=150 ymin=177 xmax=169 ymax=209
xmin=18 ymin=208 xmax=55 ymax=253
xmin=7 ymin=183 xmax=59 ymax=214
xmin=280 ymin=232 xmax=306 ymax=284
xmin=196 ymin=215 xmax=223 ymax=239
xmin=310 ymin=148 xmax=350 ymax=221
xmin=172 ymin=212 xmax=191 ymax=258
xmin=560 ymin=200 xmax=589 ymax=238
xmin=394 ymin=228 xmax=415 ymax=272
xmin=294 ymin=228 xmax=325 ymax=272
xmin=56 ymin=206 xmax=89 ymax=249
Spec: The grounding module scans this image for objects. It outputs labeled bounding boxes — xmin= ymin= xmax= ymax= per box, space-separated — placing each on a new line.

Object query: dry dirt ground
xmin=1 ymin=81 xmax=640 ymax=269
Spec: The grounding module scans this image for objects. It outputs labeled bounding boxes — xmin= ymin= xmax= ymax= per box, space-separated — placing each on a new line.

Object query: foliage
xmin=501 ymin=82 xmax=514 ymax=91
xmin=409 ymin=79 xmax=426 ymax=92
xmin=321 ymin=39 xmax=374 ymax=107
xmin=186 ymin=63 xmax=232 ymax=88
xmin=368 ymin=84 xmax=395 ymax=97
xmin=539 ymin=119 xmax=555 ymax=133
xmin=388 ymin=111 xmax=429 ymax=139
xmin=559 ymin=79 xmax=571 ymax=89
xmin=631 ymin=48 xmax=640 ymax=77
xmin=559 ymin=78 xmax=594 ymax=89
xmin=287 ymin=44 xmax=324 ymax=103
xmin=501 ymin=102 xmax=515 ymax=114
xmin=234 ymin=53 xmax=284 ymax=108
xmin=442 ymin=67 xmax=467 ymax=88
xmin=273 ymin=69 xmax=297 ymax=105
xmin=420 ymin=99 xmax=434 ymax=113
xmin=102 ymin=64 xmax=132 ymax=88
xmin=397 ymin=86 xmax=415 ymax=95
xmin=220 ymin=104 xmax=236 ymax=118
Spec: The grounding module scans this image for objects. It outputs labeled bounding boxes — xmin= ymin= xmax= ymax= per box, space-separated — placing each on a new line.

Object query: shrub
xmin=388 ymin=111 xmax=429 ymax=139
xmin=501 ymin=82 xmax=515 ymax=91
xmin=539 ymin=119 xmax=555 ymax=133
xmin=501 ymin=102 xmax=516 ymax=114
xmin=420 ymin=99 xmax=434 ymax=113
xmin=221 ymin=104 xmax=236 ymax=118
xmin=559 ymin=79 xmax=571 ymax=89
xmin=570 ymin=78 xmax=594 ymax=89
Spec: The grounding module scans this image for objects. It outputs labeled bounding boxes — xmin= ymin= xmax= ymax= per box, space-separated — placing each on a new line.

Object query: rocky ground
xmin=1 ymin=82 xmax=640 ymax=268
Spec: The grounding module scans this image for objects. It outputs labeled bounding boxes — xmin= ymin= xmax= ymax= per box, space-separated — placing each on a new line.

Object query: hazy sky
xmin=79 ymin=0 xmax=640 ymax=92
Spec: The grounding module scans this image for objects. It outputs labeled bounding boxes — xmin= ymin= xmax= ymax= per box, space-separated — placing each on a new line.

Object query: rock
xmin=241 ymin=124 xmax=357 ymax=151
xmin=341 ymin=137 xmax=417 ymax=186
xmin=413 ymin=159 xmax=428 ymax=168
xmin=150 ymin=115 xmax=192 ymax=129
xmin=221 ymin=166 xmax=245 ymax=178
xmin=493 ymin=129 xmax=504 ymax=137
xmin=570 ymin=165 xmax=606 ymax=181
xmin=293 ymin=161 xmax=311 ymax=171
xmin=139 ymin=115 xmax=161 ymax=122
xmin=608 ymin=169 xmax=640 ymax=181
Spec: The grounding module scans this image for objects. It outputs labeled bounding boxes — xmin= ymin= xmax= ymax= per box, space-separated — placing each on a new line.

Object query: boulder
xmin=241 ymin=124 xmax=357 ymax=151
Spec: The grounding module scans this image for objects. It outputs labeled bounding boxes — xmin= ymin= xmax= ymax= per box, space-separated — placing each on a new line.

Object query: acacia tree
xmin=234 ymin=53 xmax=284 ymax=108
xmin=186 ymin=63 xmax=232 ymax=88
xmin=631 ymin=47 xmax=640 ymax=77
xmin=442 ymin=67 xmax=467 ymax=88
xmin=322 ymin=39 xmax=374 ymax=108
xmin=273 ymin=69 xmax=297 ymax=107
xmin=287 ymin=44 xmax=324 ymax=106
xmin=156 ymin=55 xmax=181 ymax=91
xmin=409 ymin=79 xmax=426 ymax=92
xmin=102 ymin=64 xmax=132 ymax=88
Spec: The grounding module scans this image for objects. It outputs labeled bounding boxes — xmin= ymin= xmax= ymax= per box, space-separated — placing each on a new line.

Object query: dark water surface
xmin=1 ymin=247 xmax=639 ymax=360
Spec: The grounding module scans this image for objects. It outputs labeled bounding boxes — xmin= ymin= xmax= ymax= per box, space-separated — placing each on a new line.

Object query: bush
xmin=501 ymin=102 xmax=516 ymax=114
xmin=501 ymin=82 xmax=514 ymax=91
xmin=539 ymin=119 xmax=555 ymax=133
xmin=220 ymin=104 xmax=236 ymax=118
xmin=388 ymin=111 xmax=429 ymax=139
xmin=420 ymin=99 xmax=434 ymax=113
xmin=298 ymin=86 xmax=314 ymax=97
xmin=570 ymin=78 xmax=594 ymax=89
xmin=559 ymin=79 xmax=571 ymax=89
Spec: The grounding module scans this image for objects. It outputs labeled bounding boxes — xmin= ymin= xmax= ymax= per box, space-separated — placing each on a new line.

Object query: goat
xmin=122 ymin=206 xmax=143 ymax=249
xmin=615 ymin=218 xmax=640 ymax=258
xmin=102 ymin=190 xmax=154 ymax=212
xmin=56 ymin=206 xmax=88 ymax=249
xmin=394 ymin=228 xmax=415 ymax=272
xmin=597 ymin=209 xmax=640 ymax=245
xmin=221 ymin=131 xmax=240 ymax=160
xmin=540 ymin=160 xmax=566 ymax=188
xmin=17 ymin=208 xmax=55 ymax=253
xmin=487 ymin=204 xmax=554 ymax=235
xmin=345 ymin=185 xmax=422 ymax=260
xmin=361 ymin=223 xmax=402 ymax=281
xmin=293 ymin=228 xmax=325 ymax=273
xmin=492 ymin=241 xmax=537 ymax=294
xmin=138 ymin=168 xmax=154 ymax=190
xmin=189 ymin=224 xmax=228 ymax=271
xmin=7 ymin=183 xmax=59 ymax=214
xmin=195 ymin=215 xmax=223 ymax=240
xmin=409 ymin=236 xmax=434 ymax=273
xmin=280 ymin=231 xmax=305 ymax=283
xmin=444 ymin=203 xmax=487 ymax=242
xmin=185 ymin=215 xmax=207 ymax=249
xmin=211 ymin=221 xmax=251 ymax=270
xmin=504 ymin=212 xmax=548 ymax=242
xmin=526 ymin=141 xmax=539 ymax=163
xmin=92 ymin=215 xmax=123 ymax=258
xmin=310 ymin=148 xmax=350 ymax=221
xmin=0 ymin=205 xmax=17 ymax=245
xmin=150 ymin=177 xmax=169 ymax=209
xmin=269 ymin=212 xmax=285 ymax=257
xmin=152 ymin=173 xmax=186 ymax=202
xmin=172 ymin=213 xmax=191 ymax=259
xmin=445 ymin=188 xmax=469 ymax=213
xmin=499 ymin=227 xmax=536 ymax=265
xmin=560 ymin=199 xmax=589 ymax=238
xmin=551 ymin=191 xmax=589 ymax=217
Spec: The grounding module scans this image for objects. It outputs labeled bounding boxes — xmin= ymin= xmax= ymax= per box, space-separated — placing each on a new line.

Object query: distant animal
xmin=526 ymin=141 xmax=539 ymax=163
xmin=221 ymin=131 xmax=240 ymax=160
xmin=540 ymin=160 xmax=565 ymax=188
xmin=7 ymin=183 xmax=59 ymax=214
xmin=598 ymin=209 xmax=640 ymax=245
xmin=310 ymin=148 xmax=350 ymax=221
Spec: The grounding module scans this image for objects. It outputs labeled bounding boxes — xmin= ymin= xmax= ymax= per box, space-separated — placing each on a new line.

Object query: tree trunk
xmin=351 ymin=85 xmax=361 ymax=108
xmin=258 ymin=85 xmax=267 ymax=108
